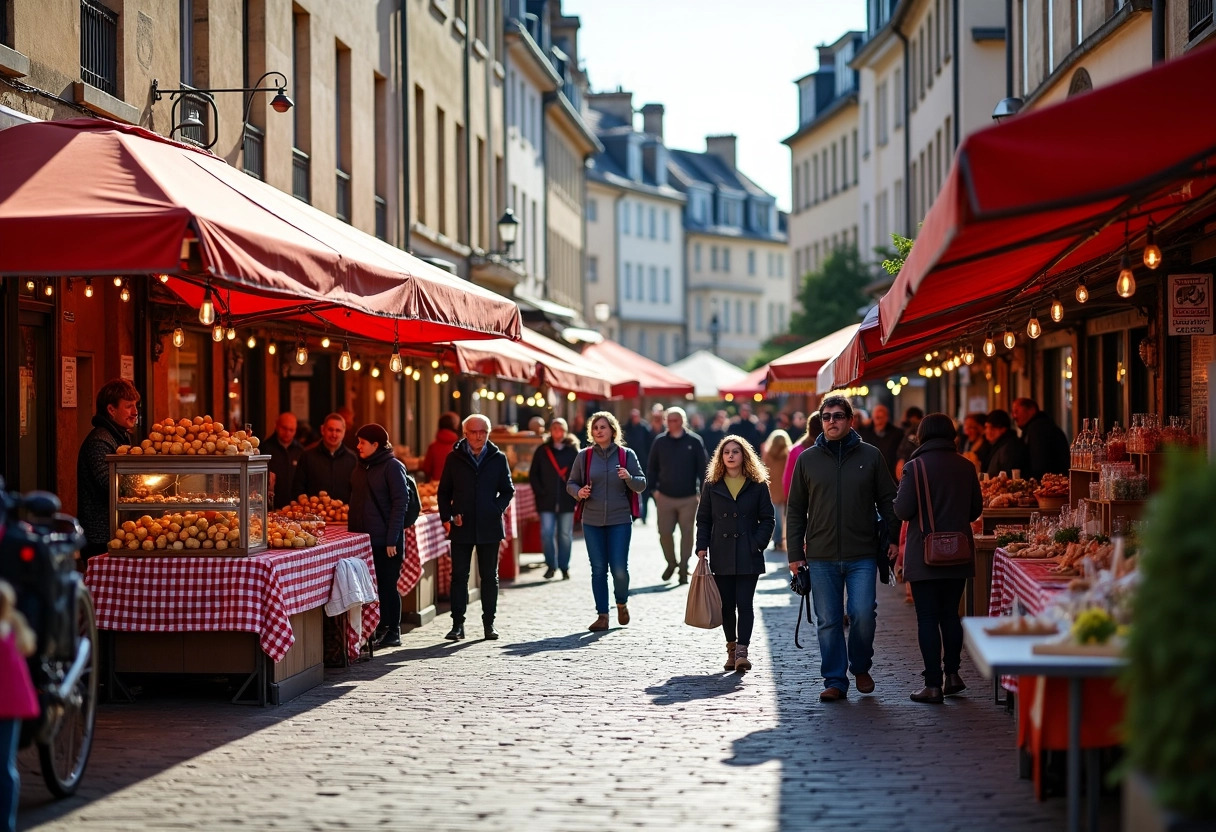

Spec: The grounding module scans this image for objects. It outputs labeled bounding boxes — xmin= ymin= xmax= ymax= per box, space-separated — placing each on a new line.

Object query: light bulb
xmin=338 ymin=342 xmax=352 ymax=371
xmin=962 ymin=346 xmax=975 ymax=365
xmin=1143 ymin=224 xmax=1161 ymax=270
xmin=983 ymin=334 xmax=996 ymax=357
xmin=352 ymin=356 xmax=363 ymax=372
xmin=567 ymin=391 xmax=576 ymax=402
xmin=24 ymin=279 xmax=35 ymax=292
xmin=441 ymin=372 xmax=450 ymax=382
xmin=119 ymin=284 xmax=131 ymax=302
xmin=295 ymin=343 xmax=309 ymax=365
xmin=452 ymin=390 xmax=461 ymax=399
xmin=925 ymin=352 xmax=934 ymax=363
xmin=226 ymin=324 xmax=236 ymax=341
xmin=515 ymin=395 xmax=525 ymax=405
xmin=158 ymin=273 xmax=170 ymax=284
xmin=113 ymin=276 xmax=124 ymax=287
xmin=321 ymin=336 xmax=331 ymax=349
xmin=1026 ymin=309 xmax=1042 ymax=339
xmin=1050 ymin=294 xmax=1064 ymax=323
xmin=1075 ymin=279 xmax=1089 ymax=304
xmin=496 ymin=391 xmax=506 ymax=401
xmin=1003 ymin=327 xmax=1016 ymax=350
xmin=268 ymin=340 xmax=278 ymax=356
xmin=44 ymin=282 xmax=54 ymax=297
xmin=412 ymin=370 xmax=421 ymax=381
xmin=1116 ymin=254 xmax=1136 ymax=298
xmin=212 ymin=323 xmax=224 ymax=342
xmin=246 ymin=334 xmax=257 ymax=349
xmin=431 ymin=360 xmax=440 ymax=369
xmin=371 ymin=364 xmax=381 ymax=378
xmin=433 ymin=373 xmax=441 ymax=384
xmin=933 ymin=367 xmax=942 ymax=378
xmin=84 ymin=279 xmax=94 ymax=298
xmin=173 ymin=326 xmax=185 ymax=348
xmin=199 ymin=287 xmax=216 ymax=325
xmin=389 ymin=344 xmax=404 ymax=374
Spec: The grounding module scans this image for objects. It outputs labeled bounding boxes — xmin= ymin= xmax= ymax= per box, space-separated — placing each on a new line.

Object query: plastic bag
xmin=684 ymin=557 xmax=722 ymax=629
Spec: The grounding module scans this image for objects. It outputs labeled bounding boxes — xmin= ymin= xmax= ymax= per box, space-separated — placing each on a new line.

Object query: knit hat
xmin=355 ymin=423 xmax=390 ymax=446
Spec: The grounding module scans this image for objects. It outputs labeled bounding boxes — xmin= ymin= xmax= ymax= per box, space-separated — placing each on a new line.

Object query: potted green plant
xmin=1121 ymin=449 xmax=1216 ymax=831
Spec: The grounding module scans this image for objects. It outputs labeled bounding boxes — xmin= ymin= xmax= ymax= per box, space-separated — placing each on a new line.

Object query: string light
xmin=321 ymin=335 xmax=331 ymax=349
xmin=24 ymin=279 xmax=35 ymax=292
xmin=412 ymin=370 xmax=421 ymax=381
xmin=1050 ymin=293 xmax=1064 ymax=323
xmin=440 ymin=372 xmax=450 ymax=382
xmin=84 ymin=279 xmax=94 ymax=298
xmin=962 ymin=345 xmax=976 ymax=365
xmin=113 ymin=276 xmax=124 ymax=287
xmin=1075 ymin=278 xmax=1089 ymax=304
xmin=515 ymin=394 xmax=525 ymax=405
xmin=338 ymin=341 xmax=353 ymax=372
xmin=404 ymin=364 xmax=414 ymax=376
xmin=431 ymin=360 xmax=440 ymax=369
xmin=983 ymin=332 xmax=996 ymax=358
xmin=158 ymin=274 xmax=170 ymax=284
xmin=1026 ymin=307 xmax=1042 ymax=339
xmin=295 ymin=334 xmax=309 ymax=366
xmin=268 ymin=340 xmax=278 ymax=356
xmin=496 ymin=391 xmax=505 ymax=401
xmin=566 ymin=392 xmax=576 ymax=402
xmin=246 ymin=333 xmax=257 ymax=349
xmin=199 ymin=285 xmax=216 ymax=325
xmin=371 ymin=363 xmax=381 ymax=378
xmin=1142 ymin=219 xmax=1161 ymax=269
xmin=212 ymin=323 xmax=224 ymax=342
xmin=1116 ymin=252 xmax=1137 ymax=298
xmin=389 ymin=345 xmax=404 ymax=374
xmin=225 ymin=320 xmax=236 ymax=341
xmin=352 ymin=355 xmax=363 ymax=372
xmin=43 ymin=281 xmax=54 ymax=297
xmin=173 ymin=325 xmax=185 ymax=348
xmin=1003 ymin=323 xmax=1016 ymax=350
xmin=119 ymin=279 xmax=131 ymax=302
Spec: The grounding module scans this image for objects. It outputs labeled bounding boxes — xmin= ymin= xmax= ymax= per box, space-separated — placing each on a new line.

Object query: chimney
xmin=587 ymin=89 xmax=634 ymax=126
xmin=817 ymin=45 xmax=836 ymax=68
xmin=641 ymin=103 xmax=664 ymax=140
xmin=705 ymin=134 xmax=737 ymax=170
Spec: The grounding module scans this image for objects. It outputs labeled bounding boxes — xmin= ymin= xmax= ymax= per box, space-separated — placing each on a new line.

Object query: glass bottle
xmin=1071 ymin=419 xmax=1087 ymax=468
xmin=1106 ymin=421 xmax=1126 ymax=462
xmin=1091 ymin=420 xmax=1107 ymax=465
xmin=1128 ymin=414 xmax=1142 ymax=454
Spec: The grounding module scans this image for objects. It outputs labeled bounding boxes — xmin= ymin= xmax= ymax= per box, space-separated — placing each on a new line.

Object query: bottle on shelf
xmin=1106 ymin=421 xmax=1126 ymax=462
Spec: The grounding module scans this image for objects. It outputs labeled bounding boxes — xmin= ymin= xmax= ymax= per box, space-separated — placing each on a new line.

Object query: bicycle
xmin=0 ymin=478 xmax=97 ymax=798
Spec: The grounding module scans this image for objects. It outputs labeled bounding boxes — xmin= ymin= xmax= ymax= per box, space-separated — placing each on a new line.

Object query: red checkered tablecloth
xmin=398 ymin=511 xmax=449 ymax=596
xmin=989 ymin=548 xmax=1073 ymax=692
xmin=514 ymin=487 xmax=537 ymax=522
xmin=84 ymin=531 xmax=379 ymax=663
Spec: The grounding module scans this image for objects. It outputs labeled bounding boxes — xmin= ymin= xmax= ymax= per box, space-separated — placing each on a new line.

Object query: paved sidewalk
xmin=19 ymin=523 xmax=1085 ymax=831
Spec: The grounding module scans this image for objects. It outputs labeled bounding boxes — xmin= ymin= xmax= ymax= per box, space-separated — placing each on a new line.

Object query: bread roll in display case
xmin=107 ymin=454 xmax=269 ymax=556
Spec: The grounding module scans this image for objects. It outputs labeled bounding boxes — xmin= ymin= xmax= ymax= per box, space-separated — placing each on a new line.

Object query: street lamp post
xmin=708 ymin=311 xmax=721 ymax=357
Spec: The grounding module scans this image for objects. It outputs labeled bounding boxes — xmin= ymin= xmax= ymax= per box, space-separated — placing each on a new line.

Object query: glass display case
xmin=107 ymin=454 xmax=270 ymax=556
xmin=490 ymin=430 xmax=544 ymax=485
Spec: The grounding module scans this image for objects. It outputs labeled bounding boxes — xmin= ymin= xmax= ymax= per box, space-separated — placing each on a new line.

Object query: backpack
xmin=573 ymin=447 xmax=640 ymax=523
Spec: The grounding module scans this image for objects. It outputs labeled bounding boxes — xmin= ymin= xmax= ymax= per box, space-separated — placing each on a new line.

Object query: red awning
xmin=579 ymin=340 xmax=695 ymax=399
xmin=448 ymin=330 xmax=613 ymax=398
xmin=0 ymin=119 xmax=521 ymax=344
xmin=817 ymin=308 xmax=942 ymax=392
xmin=878 ymin=44 xmax=1216 ymax=347
xmin=718 ymin=365 xmax=769 ymax=400
xmin=765 ymin=324 xmax=861 ymax=393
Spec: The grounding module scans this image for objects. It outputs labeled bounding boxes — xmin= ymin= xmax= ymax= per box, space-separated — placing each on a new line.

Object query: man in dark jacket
xmin=264 ymin=412 xmax=304 ymax=510
xmin=622 ymin=409 xmax=654 ymax=523
xmin=77 ymin=378 xmax=141 ymax=562
xmin=349 ymin=424 xmax=421 ymax=648
xmin=1011 ymin=397 xmax=1070 ymax=479
xmin=787 ymin=394 xmax=900 ymax=702
xmin=647 ymin=407 xmax=708 ymax=584
xmin=528 ymin=418 xmax=580 ymax=580
xmin=438 ymin=414 xmax=514 ymax=641
xmin=700 ymin=410 xmax=728 ymax=457
xmin=292 ymin=412 xmax=358 ymax=504
xmin=984 ymin=409 xmax=1031 ymax=479
xmin=858 ymin=404 xmax=904 ymax=481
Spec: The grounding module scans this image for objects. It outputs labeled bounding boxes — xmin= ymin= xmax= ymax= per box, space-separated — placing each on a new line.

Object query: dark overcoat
xmin=695 ymin=477 xmax=775 ymax=576
xmin=437 ymin=438 xmax=515 ymax=544
xmin=894 ymin=438 xmax=983 ymax=582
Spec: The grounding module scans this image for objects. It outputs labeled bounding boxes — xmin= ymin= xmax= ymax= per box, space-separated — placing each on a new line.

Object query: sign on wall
xmin=62 ymin=356 xmax=77 ymax=408
xmin=120 ymin=355 xmax=135 ymax=381
xmin=1167 ymin=274 xmax=1214 ymax=336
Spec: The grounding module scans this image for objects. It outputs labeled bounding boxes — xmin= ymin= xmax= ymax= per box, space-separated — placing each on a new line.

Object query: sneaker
xmin=543 ymin=567 xmax=556 ymax=579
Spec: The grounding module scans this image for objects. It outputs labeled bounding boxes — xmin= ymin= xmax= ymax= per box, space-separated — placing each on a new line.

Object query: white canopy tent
xmin=665 ymin=350 xmax=749 ymax=400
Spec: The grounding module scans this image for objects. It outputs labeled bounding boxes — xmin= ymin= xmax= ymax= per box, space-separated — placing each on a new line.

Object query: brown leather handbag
xmin=913 ymin=460 xmax=974 ymax=567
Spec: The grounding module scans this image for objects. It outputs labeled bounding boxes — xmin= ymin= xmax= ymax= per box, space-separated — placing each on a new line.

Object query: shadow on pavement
xmin=629 ymin=582 xmax=680 ymax=595
xmin=646 ymin=673 xmax=746 ymax=706
xmin=500 ymin=629 xmax=610 ymax=656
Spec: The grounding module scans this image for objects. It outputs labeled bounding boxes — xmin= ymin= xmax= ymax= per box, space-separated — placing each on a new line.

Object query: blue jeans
xmin=773 ymin=504 xmax=785 ymax=548
xmin=808 ymin=558 xmax=878 ymax=693
xmin=583 ymin=522 xmax=631 ymax=614
xmin=1 ymin=718 xmax=18 ymax=832
xmin=540 ymin=511 xmax=573 ymax=571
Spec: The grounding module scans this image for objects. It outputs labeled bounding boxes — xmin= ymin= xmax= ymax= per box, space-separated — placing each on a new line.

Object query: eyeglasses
xmin=464 ymin=430 xmax=488 ymax=437
xmin=822 ymin=412 xmax=850 ymax=423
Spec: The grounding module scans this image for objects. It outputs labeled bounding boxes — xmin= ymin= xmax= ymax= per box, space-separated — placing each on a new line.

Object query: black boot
xmin=445 ymin=620 xmax=465 ymax=641
xmin=483 ymin=619 xmax=499 ymax=640
xmin=376 ymin=627 xmax=401 ymax=647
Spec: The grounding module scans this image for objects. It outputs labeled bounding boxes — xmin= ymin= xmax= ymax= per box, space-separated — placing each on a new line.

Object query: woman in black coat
xmin=695 ymin=435 xmax=775 ymax=673
xmin=349 ymin=424 xmax=421 ymax=648
xmin=894 ymin=413 xmax=983 ymax=704
xmin=528 ymin=418 xmax=580 ymax=580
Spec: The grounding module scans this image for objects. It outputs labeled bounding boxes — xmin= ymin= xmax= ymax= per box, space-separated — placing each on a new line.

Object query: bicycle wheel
xmin=39 ymin=584 xmax=98 ymax=797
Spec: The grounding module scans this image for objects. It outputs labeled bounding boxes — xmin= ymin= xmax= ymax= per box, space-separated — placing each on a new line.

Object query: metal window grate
xmin=243 ymin=125 xmax=265 ymax=180
xmin=374 ymin=195 xmax=387 ymax=241
xmin=80 ymin=0 xmax=118 ymax=96
xmin=1191 ymin=0 xmax=1214 ymax=38
xmin=335 ymin=169 xmax=351 ymax=223
xmin=292 ymin=148 xmax=311 ymax=203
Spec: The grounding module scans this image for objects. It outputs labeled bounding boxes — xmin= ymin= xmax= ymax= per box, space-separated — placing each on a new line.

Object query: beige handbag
xmin=684 ymin=556 xmax=723 ymax=629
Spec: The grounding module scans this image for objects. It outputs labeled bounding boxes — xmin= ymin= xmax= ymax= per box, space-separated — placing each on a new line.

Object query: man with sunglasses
xmin=787 ymin=395 xmax=900 ymax=702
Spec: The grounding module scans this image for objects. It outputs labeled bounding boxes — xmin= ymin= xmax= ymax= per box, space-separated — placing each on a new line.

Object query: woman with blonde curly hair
xmin=695 ymin=435 xmax=775 ymax=672
xmin=566 ymin=411 xmax=647 ymax=631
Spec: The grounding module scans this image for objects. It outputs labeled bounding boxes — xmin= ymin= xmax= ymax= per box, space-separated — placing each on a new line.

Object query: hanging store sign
xmin=1167 ymin=274 xmax=1214 ymax=336
xmin=62 ymin=356 xmax=77 ymax=408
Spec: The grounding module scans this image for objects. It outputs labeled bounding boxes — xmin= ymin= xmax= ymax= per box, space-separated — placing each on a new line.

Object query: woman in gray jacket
xmin=566 ymin=411 xmax=647 ymax=632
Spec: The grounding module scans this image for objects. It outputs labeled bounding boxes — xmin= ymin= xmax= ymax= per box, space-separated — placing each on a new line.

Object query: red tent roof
xmin=449 ymin=331 xmax=613 ymax=398
xmin=718 ymin=365 xmax=769 ymax=400
xmin=579 ymin=340 xmax=695 ymax=399
xmin=878 ymin=44 xmax=1216 ymax=348
xmin=0 ymin=119 xmax=521 ymax=344
xmin=766 ymin=324 xmax=861 ymax=393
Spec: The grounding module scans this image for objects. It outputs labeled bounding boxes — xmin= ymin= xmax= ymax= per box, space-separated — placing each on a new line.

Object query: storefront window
xmin=1043 ymin=346 xmax=1074 ymax=439
xmin=166 ymin=329 xmax=210 ymax=420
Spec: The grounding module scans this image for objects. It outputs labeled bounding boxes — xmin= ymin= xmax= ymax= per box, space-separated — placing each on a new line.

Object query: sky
xmin=564 ymin=0 xmax=868 ymax=213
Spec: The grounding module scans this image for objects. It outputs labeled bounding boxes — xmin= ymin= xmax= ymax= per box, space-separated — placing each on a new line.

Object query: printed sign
xmin=1168 ymin=274 xmax=1214 ymax=336
xmin=62 ymin=356 xmax=77 ymax=408
xmin=121 ymin=354 xmax=135 ymax=381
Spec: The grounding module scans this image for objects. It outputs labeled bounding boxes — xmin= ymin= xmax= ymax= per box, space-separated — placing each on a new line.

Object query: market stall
xmin=398 ymin=511 xmax=449 ymax=627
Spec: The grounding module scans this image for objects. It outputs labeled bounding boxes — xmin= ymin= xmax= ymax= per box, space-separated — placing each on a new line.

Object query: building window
xmin=695 ymin=242 xmax=702 ymax=272
xmin=802 ymin=161 xmax=811 ymax=209
xmin=587 ymin=198 xmax=598 ymax=222
xmin=723 ymin=300 xmax=731 ymax=332
xmin=747 ymin=249 xmax=755 ymax=276
xmin=749 ymin=301 xmax=757 ymax=335
xmin=588 ymin=255 xmax=599 ymax=283
xmin=663 ymin=209 xmax=670 ymax=241
xmin=723 ymin=247 xmax=731 ymax=273
xmin=944 ymin=0 xmax=952 ymax=58
xmin=658 ymin=333 xmax=666 ymax=364
xmin=638 ymin=329 xmax=647 ymax=357
xmin=649 ymin=266 xmax=658 ymax=302
xmin=636 ymin=203 xmax=644 ymax=234
xmin=793 ymin=162 xmax=801 ymax=209
xmin=624 ymin=262 xmax=632 ymax=300
xmin=649 ymin=206 xmax=656 ymax=239
xmin=696 ymin=296 xmax=703 ymax=331
xmin=795 ymin=248 xmax=802 ymax=278
xmin=81 ymin=0 xmax=119 ymax=96
xmin=623 ymin=200 xmax=630 ymax=235
xmin=663 ymin=267 xmax=671 ymax=302
xmin=711 ymin=246 xmax=718 ymax=271
xmin=734 ymin=300 xmax=742 ymax=333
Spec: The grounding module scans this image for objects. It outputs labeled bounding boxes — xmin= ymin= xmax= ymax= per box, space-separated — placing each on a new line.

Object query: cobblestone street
xmin=19 ymin=525 xmax=1083 ymax=831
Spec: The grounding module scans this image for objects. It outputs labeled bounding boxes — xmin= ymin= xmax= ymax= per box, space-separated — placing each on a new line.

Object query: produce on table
xmin=266 ymin=516 xmax=320 ymax=548
xmin=290 ymin=492 xmax=349 ymax=523
xmin=1034 ymin=473 xmax=1069 ymax=499
xmin=982 ymin=476 xmax=1040 ymax=508
xmin=1071 ymin=608 xmax=1118 ymax=644
xmin=416 ymin=481 xmax=439 ymax=513
xmin=113 ymin=416 xmax=261 ymax=456
xmin=107 ymin=509 xmax=257 ymax=553
xmin=1053 ymin=525 xmax=1081 ymax=544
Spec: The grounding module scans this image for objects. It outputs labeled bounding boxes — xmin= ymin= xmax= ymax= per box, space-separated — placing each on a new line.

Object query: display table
xmin=398 ymin=511 xmax=449 ymax=626
xmin=980 ymin=506 xmax=1035 ymax=534
xmin=963 ymin=618 xmax=1126 ymax=832
xmin=498 ymin=495 xmax=523 ymax=580
xmin=988 ymin=548 xmax=1072 ymax=618
xmin=84 ymin=531 xmax=378 ymax=705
